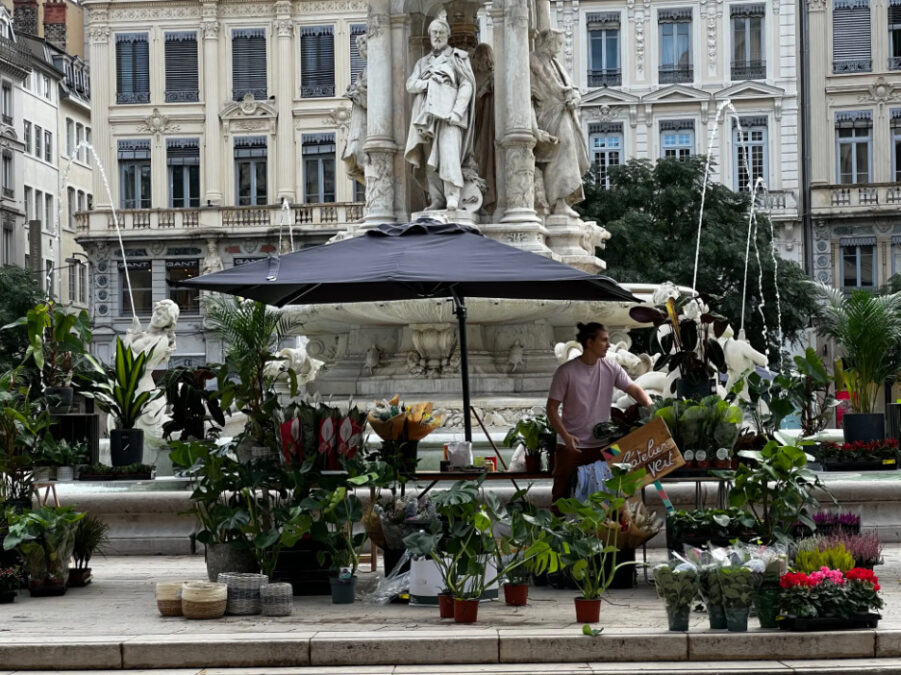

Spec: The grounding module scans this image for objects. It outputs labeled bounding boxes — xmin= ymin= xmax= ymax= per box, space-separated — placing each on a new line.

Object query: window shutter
xmin=232 ymin=29 xmax=267 ymax=101
xmin=115 ymin=33 xmax=150 ymax=104
xmin=302 ymin=132 xmax=336 ymax=155
xmin=234 ymin=135 xmax=267 ymax=158
xmin=349 ymin=23 xmax=366 ymax=83
xmin=165 ymin=32 xmax=199 ymax=102
xmin=167 ymin=138 xmax=200 ymax=165
xmin=118 ymin=139 xmax=151 ymax=160
xmin=301 ymin=25 xmax=335 ymax=98
xmin=833 ymin=0 xmax=871 ymax=72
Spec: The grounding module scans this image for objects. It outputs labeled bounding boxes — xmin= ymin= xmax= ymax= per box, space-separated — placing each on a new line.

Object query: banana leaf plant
xmin=82 ymin=337 xmax=160 ymax=430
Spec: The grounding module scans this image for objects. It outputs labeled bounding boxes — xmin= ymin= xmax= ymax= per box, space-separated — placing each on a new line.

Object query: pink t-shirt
xmin=547 ymin=358 xmax=634 ymax=448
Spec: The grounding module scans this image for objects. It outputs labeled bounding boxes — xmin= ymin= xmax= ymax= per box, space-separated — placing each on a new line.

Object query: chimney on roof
xmin=43 ymin=0 xmax=67 ymax=51
xmin=13 ymin=0 xmax=38 ymax=37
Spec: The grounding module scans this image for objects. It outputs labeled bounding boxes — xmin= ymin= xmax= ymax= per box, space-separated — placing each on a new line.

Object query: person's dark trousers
xmin=551 ymin=443 xmax=607 ymax=505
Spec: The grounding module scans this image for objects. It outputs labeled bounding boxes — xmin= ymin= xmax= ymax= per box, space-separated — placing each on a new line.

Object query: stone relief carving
xmin=626 ymin=0 xmax=650 ymax=75
xmin=88 ymin=25 xmax=110 ymax=44
xmin=858 ymin=77 xmax=901 ymax=105
xmin=341 ymin=33 xmax=367 ymax=185
xmin=110 ymin=6 xmax=200 ymax=20
xmin=137 ymin=109 xmax=181 ymax=141
xmin=504 ymin=144 xmax=536 ymax=210
xmin=367 ymin=7 xmax=388 ymax=39
xmin=201 ymin=21 xmax=220 ymax=39
xmin=275 ymin=18 xmax=293 ymax=37
xmin=409 ymin=324 xmax=458 ymax=377
xmin=807 ymin=0 xmax=827 ymax=10
xmin=365 ymin=151 xmax=394 ymax=214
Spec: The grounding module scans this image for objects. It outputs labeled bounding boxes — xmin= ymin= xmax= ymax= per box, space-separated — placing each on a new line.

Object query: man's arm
xmin=624 ymin=382 xmax=652 ymax=408
xmin=546 ymin=398 xmax=578 ymax=453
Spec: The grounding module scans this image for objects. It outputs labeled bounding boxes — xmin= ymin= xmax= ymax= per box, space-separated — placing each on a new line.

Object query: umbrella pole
xmin=452 ymin=292 xmax=472 ymax=442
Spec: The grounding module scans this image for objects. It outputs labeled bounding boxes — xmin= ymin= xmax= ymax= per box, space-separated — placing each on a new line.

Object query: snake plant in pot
xmin=82 ymin=338 xmax=160 ymax=466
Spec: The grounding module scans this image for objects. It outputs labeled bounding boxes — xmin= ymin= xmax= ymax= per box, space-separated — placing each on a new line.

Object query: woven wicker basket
xmin=260 ymin=582 xmax=294 ymax=616
xmin=181 ymin=581 xmax=227 ymax=620
xmin=155 ymin=580 xmax=195 ymax=617
xmin=218 ymin=572 xmax=268 ymax=615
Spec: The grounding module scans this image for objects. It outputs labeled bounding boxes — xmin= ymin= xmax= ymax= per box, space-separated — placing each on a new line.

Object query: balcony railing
xmin=587 ymin=68 xmax=622 ymax=87
xmin=76 ymin=202 xmax=364 ymax=234
xmin=731 ymin=60 xmax=766 ymax=80
xmin=658 ymin=66 xmax=693 ymax=84
xmin=813 ymin=183 xmax=901 ymax=212
xmin=833 ymin=59 xmax=872 ymax=74
xmin=116 ymin=91 xmax=150 ymax=104
xmin=164 ymin=90 xmax=200 ymax=103
xmin=890 ymin=57 xmax=901 ymax=71
xmin=754 ymin=189 xmax=797 ymax=214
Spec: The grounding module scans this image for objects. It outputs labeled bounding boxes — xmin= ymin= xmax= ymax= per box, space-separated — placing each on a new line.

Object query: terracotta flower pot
xmin=574 ymin=596 xmax=601 ymax=623
xmin=438 ymin=593 xmax=454 ymax=618
xmin=453 ymin=598 xmax=479 ymax=623
xmin=503 ymin=583 xmax=529 ymax=606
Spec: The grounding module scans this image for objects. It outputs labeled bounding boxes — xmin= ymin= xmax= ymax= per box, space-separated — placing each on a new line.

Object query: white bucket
xmin=409 ymin=556 xmax=498 ymax=605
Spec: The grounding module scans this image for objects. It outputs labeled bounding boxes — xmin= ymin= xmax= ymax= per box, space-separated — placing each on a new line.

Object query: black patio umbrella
xmin=180 ymin=220 xmax=641 ymax=440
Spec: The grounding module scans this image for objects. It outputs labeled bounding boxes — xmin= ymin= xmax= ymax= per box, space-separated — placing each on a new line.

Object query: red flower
xmin=844 ymin=567 xmax=879 ymax=586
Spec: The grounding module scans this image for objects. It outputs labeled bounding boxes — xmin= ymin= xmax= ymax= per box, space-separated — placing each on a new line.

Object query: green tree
xmin=578 ymin=157 xmax=818 ymax=361
xmin=0 ymin=266 xmax=46 ymax=374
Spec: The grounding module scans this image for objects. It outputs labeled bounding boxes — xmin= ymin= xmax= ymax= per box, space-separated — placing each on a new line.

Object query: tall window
xmin=115 ymin=33 xmax=150 ymax=104
xmin=67 ymin=186 xmax=75 ymax=230
xmin=892 ymin=110 xmax=901 ymax=180
xmin=833 ymin=0 xmax=871 ymax=73
xmin=75 ymin=122 xmax=84 ymax=161
xmin=167 ymin=260 xmax=200 ymax=314
xmin=167 ymin=138 xmax=200 ymax=207
xmin=660 ymin=120 xmax=695 ymax=159
xmin=1 ymin=82 xmax=11 ymax=123
xmin=349 ymin=23 xmax=367 ymax=83
xmin=34 ymin=189 xmax=43 ymax=225
xmin=119 ymin=260 xmax=153 ymax=316
xmin=34 ymin=124 xmax=41 ymax=158
xmin=77 ymin=263 xmax=86 ymax=303
xmin=41 ymin=75 xmax=51 ymax=100
xmin=734 ymin=120 xmax=768 ymax=192
xmin=23 ymin=120 xmax=30 ymax=154
xmin=85 ymin=128 xmax=91 ymax=165
xmin=66 ymin=118 xmax=74 ymax=158
xmin=588 ymin=123 xmax=623 ymax=188
xmin=165 ymin=31 xmax=199 ymax=102
xmin=45 ymin=194 xmax=53 ymax=231
xmin=842 ymin=240 xmax=875 ymax=288
xmin=68 ymin=263 xmax=76 ymax=303
xmin=731 ymin=5 xmax=765 ymax=79
xmin=24 ymin=186 xmax=31 ymax=221
xmin=659 ymin=9 xmax=692 ymax=83
xmin=835 ymin=111 xmax=872 ymax=184
xmin=890 ymin=2 xmax=901 ymax=70
xmin=2 ymin=225 xmax=12 ymax=266
xmin=1 ymin=151 xmax=12 ymax=198
xmin=43 ymin=130 xmax=51 ymax=162
xmin=300 ymin=25 xmax=335 ymax=98
xmin=302 ymin=133 xmax=335 ymax=203
xmin=118 ymin=139 xmax=152 ymax=209
xmin=232 ymin=28 xmax=267 ymax=101
xmin=587 ymin=13 xmax=621 ymax=87
xmin=234 ymin=136 xmax=267 ymax=206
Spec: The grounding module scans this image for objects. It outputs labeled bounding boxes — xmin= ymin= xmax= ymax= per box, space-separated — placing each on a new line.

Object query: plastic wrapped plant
xmin=654 ymin=561 xmax=700 ymax=631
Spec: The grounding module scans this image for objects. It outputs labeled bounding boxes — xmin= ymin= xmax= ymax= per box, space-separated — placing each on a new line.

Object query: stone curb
xmin=0 ymin=629 xmax=886 ymax=669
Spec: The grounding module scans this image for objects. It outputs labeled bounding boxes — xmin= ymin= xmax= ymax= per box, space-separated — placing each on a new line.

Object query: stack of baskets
xmin=155 ymin=580 xmax=192 ymax=617
xmin=218 ymin=572 xmax=269 ymax=615
xmin=181 ymin=581 xmax=228 ymax=619
xmin=260 ymin=582 xmax=294 ymax=616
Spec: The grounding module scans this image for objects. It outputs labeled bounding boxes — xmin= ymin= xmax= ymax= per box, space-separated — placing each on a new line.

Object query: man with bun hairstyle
xmin=546 ymin=322 xmax=652 ymax=503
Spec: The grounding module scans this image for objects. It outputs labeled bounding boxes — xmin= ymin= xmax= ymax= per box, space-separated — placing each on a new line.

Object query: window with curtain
xmin=167 ymin=138 xmax=200 ymax=207
xmin=118 ymin=139 xmax=152 ymax=209
xmin=232 ymin=28 xmax=267 ymax=101
xmin=116 ymin=33 xmax=150 ymax=104
xmin=889 ymin=2 xmax=901 ymax=70
xmin=587 ymin=13 xmax=621 ymax=86
xmin=165 ymin=31 xmax=199 ymax=102
xmin=302 ymin=133 xmax=336 ymax=202
xmin=234 ymin=136 xmax=267 ymax=205
xmin=658 ymin=9 xmax=693 ymax=83
xmin=835 ymin=111 xmax=872 ymax=184
xmin=842 ymin=241 xmax=875 ymax=288
xmin=731 ymin=5 xmax=765 ymax=79
xmin=301 ymin=25 xmax=335 ymax=98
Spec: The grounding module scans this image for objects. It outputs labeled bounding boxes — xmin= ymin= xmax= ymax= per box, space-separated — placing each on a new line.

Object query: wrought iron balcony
xmin=116 ymin=91 xmax=150 ymax=104
xmin=731 ymin=60 xmax=766 ymax=81
xmin=658 ymin=66 xmax=693 ymax=84
xmin=232 ymin=88 xmax=267 ymax=102
xmin=164 ymin=90 xmax=200 ymax=103
xmin=833 ymin=59 xmax=872 ymax=74
xmin=301 ymin=83 xmax=336 ymax=98
xmin=587 ymin=68 xmax=622 ymax=87
xmin=889 ymin=56 xmax=901 ymax=71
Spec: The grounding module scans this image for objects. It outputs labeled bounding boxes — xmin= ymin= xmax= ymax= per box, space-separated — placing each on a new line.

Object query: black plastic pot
xmin=842 ymin=413 xmax=885 ymax=444
xmin=110 ymin=428 xmax=144 ymax=466
xmin=45 ymin=387 xmax=73 ymax=414
xmin=329 ymin=576 xmax=356 ymax=604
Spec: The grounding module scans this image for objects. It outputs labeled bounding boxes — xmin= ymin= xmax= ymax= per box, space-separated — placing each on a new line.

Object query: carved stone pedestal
xmin=544 ymin=215 xmax=610 ymax=273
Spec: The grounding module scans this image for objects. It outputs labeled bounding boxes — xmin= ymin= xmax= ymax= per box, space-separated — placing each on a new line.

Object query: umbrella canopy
xmin=181 ymin=220 xmax=641 ymax=440
xmin=180 ymin=220 xmax=639 ymax=306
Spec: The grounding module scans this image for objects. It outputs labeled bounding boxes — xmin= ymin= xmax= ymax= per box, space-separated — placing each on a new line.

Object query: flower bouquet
xmin=597 ymin=500 xmax=663 ymax=550
xmin=368 ymin=395 xmax=444 ymax=474
xmin=280 ymin=401 xmax=367 ymax=470
xmin=653 ymin=561 xmax=700 ymax=631
xmin=776 ymin=567 xmax=882 ymax=631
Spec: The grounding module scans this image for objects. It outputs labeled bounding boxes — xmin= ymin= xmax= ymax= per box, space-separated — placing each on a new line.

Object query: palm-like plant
xmin=810 ymin=283 xmax=901 ymax=414
xmin=203 ymin=296 xmax=301 ymax=448
xmin=82 ymin=337 xmax=159 ymax=430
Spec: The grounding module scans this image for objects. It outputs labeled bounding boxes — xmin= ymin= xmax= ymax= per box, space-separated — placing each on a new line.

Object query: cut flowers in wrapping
xmin=367 ymin=395 xmax=444 ymax=442
xmin=778 ymin=566 xmax=882 ymax=618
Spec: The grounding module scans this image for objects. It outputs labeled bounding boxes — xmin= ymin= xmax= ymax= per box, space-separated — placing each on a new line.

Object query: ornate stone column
xmin=362 ymin=0 xmax=396 ymax=225
xmin=88 ymin=6 xmax=112 ymax=209
xmin=275 ymin=1 xmax=296 ymax=202
xmin=485 ymin=0 xmax=551 ymax=255
xmin=201 ymin=2 xmax=222 ymax=205
xmin=487 ymin=1 xmax=506 ymax=221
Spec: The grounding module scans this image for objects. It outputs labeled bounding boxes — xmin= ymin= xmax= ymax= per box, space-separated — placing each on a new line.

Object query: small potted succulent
xmin=68 ymin=512 xmax=110 ymax=587
xmin=654 ymin=562 xmax=700 ymax=631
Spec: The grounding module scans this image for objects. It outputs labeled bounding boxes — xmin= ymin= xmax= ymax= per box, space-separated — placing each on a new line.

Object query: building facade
xmin=806 ymin=0 xmax=901 ymax=292
xmin=78 ymin=0 xmax=367 ymax=364
xmin=553 ymin=0 xmax=803 ymax=265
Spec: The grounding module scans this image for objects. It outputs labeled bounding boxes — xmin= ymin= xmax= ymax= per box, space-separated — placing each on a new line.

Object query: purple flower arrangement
xmin=821 ymin=533 xmax=884 ymax=568
xmin=812 ymin=510 xmax=861 ymax=536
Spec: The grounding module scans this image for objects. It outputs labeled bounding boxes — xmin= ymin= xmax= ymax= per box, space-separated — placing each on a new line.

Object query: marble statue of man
xmin=530 ymin=29 xmax=591 ymax=217
xmin=342 ymin=33 xmax=368 ymax=186
xmin=124 ymin=299 xmax=180 ymax=436
xmin=404 ymin=10 xmax=477 ymax=211
xmin=472 ymin=43 xmax=496 ymax=215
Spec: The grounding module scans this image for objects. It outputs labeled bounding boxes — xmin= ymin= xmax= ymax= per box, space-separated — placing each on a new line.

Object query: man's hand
xmin=562 ymin=431 xmax=579 ymax=454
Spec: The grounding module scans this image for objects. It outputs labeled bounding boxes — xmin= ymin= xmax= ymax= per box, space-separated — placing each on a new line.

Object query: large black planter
xmin=272 ymin=539 xmax=333 ymax=596
xmin=842 ymin=413 xmax=885 ymax=444
xmin=205 ymin=543 xmax=258 ymax=582
xmin=45 ymin=387 xmax=74 ymax=414
xmin=777 ymin=613 xmax=880 ymax=631
xmin=676 ymin=378 xmax=716 ymax=401
xmin=110 ymin=428 xmax=144 ymax=466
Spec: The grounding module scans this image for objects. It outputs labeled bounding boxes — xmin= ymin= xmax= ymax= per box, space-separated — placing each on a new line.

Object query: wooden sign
xmin=605 ymin=417 xmax=684 ymax=487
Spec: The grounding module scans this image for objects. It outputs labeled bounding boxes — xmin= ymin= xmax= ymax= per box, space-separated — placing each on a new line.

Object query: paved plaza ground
xmin=2 ymin=547 xmax=901 ymax=672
